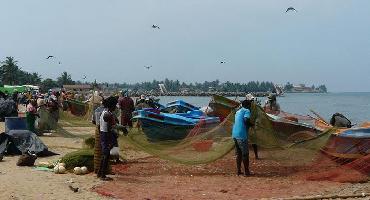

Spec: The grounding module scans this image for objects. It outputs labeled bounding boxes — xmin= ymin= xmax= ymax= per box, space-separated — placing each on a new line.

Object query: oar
xmin=309 ymin=109 xmax=330 ymax=126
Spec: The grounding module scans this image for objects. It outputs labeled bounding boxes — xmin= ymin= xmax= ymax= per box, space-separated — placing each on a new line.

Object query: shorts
xmin=234 ymin=138 xmax=248 ymax=159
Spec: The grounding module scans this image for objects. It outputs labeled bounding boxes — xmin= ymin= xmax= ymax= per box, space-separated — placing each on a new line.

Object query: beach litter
xmin=33 ymin=166 xmax=53 ymax=172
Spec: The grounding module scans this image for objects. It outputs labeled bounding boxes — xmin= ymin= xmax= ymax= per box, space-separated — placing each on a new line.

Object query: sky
xmin=1 ymin=0 xmax=370 ymax=92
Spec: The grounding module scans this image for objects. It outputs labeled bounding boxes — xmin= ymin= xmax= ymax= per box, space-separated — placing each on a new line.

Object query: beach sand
xmin=0 ymin=122 xmax=108 ymax=200
xmin=1 ymin=121 xmax=369 ymax=200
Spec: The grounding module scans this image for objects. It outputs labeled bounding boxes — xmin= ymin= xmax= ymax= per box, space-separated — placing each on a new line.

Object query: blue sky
xmin=1 ymin=0 xmax=369 ymax=92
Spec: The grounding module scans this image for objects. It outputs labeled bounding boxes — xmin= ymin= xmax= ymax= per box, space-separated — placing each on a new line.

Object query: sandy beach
xmin=0 ymin=122 xmax=109 ymax=200
xmin=1 ymin=120 xmax=369 ymax=200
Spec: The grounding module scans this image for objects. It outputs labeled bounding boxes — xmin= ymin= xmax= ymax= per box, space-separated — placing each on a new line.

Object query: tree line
xmin=1 ymin=56 xmax=326 ymax=93
xmin=110 ymin=79 xmax=276 ymax=93
xmin=0 ymin=57 xmax=75 ymax=91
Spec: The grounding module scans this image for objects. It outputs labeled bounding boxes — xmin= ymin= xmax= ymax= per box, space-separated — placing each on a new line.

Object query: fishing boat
xmin=133 ymin=100 xmax=220 ymax=142
xmin=322 ymin=126 xmax=370 ymax=160
xmin=161 ymin=100 xmax=200 ymax=113
xmin=208 ymin=94 xmax=240 ymax=121
xmin=209 ymin=94 xmax=323 ymax=140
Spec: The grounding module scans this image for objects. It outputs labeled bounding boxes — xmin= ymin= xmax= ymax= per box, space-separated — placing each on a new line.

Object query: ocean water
xmin=158 ymin=93 xmax=370 ymax=124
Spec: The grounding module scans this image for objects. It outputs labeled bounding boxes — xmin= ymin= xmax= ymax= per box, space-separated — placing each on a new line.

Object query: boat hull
xmin=323 ymin=128 xmax=370 ymax=159
xmin=209 ymin=95 xmax=240 ymax=120
xmin=138 ymin=118 xmax=195 ymax=142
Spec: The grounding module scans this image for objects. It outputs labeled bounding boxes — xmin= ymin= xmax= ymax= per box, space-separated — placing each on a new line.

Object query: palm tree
xmin=0 ymin=57 xmax=19 ymax=85
xmin=57 ymin=71 xmax=75 ymax=86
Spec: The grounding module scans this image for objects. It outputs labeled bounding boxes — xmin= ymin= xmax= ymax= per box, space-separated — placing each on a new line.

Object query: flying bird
xmin=83 ymin=75 xmax=87 ymax=80
xmin=152 ymin=25 xmax=160 ymax=29
xmin=144 ymin=65 xmax=152 ymax=69
xmin=58 ymin=62 xmax=62 ymax=65
xmin=220 ymin=61 xmax=226 ymax=64
xmin=286 ymin=7 xmax=297 ymax=13
xmin=46 ymin=56 xmax=54 ymax=59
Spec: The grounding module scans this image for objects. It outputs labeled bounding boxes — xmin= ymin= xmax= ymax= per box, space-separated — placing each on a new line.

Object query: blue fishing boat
xmin=133 ymin=100 xmax=220 ymax=141
xmin=161 ymin=100 xmax=199 ymax=113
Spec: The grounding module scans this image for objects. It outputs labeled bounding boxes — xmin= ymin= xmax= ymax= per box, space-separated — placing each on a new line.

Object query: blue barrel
xmin=5 ymin=117 xmax=27 ymax=133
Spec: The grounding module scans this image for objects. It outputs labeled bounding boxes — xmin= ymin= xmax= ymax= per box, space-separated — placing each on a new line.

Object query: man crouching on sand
xmin=98 ymin=96 xmax=119 ymax=181
xmin=232 ymin=100 xmax=253 ymax=176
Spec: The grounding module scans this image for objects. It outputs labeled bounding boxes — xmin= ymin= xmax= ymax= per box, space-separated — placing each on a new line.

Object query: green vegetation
xmin=108 ymin=79 xmax=276 ymax=93
xmin=0 ymin=57 xmax=41 ymax=86
xmin=0 ymin=57 xmax=75 ymax=91
xmin=60 ymin=149 xmax=94 ymax=171
xmin=1 ymin=56 xmax=327 ymax=93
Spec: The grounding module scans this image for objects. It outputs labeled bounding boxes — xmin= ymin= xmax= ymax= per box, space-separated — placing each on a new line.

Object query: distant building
xmin=291 ymin=84 xmax=315 ymax=93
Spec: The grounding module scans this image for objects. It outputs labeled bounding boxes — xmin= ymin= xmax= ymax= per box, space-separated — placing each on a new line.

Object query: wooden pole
xmin=282 ymin=193 xmax=369 ymax=200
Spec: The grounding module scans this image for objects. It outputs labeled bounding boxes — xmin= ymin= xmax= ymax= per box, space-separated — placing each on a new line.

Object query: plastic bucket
xmin=5 ymin=117 xmax=27 ymax=133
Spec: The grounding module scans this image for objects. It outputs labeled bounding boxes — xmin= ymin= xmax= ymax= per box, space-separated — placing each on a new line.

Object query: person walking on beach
xmin=118 ymin=90 xmax=135 ymax=127
xmin=232 ymin=100 xmax=253 ymax=176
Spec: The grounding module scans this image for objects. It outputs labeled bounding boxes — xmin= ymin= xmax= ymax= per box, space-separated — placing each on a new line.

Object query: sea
xmin=158 ymin=93 xmax=370 ymax=125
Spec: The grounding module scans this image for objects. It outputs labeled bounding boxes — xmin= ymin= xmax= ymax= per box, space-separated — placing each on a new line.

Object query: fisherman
xmin=98 ymin=96 xmax=128 ymax=180
xmin=232 ymin=100 xmax=253 ymax=176
xmin=136 ymin=94 xmax=146 ymax=105
xmin=118 ymin=90 xmax=135 ymax=127
xmin=86 ymin=90 xmax=104 ymax=121
xmin=245 ymin=93 xmax=259 ymax=160
xmin=26 ymin=99 xmax=39 ymax=133
xmin=49 ymin=93 xmax=59 ymax=120
xmin=135 ymin=94 xmax=148 ymax=110
xmin=264 ymin=93 xmax=280 ymax=115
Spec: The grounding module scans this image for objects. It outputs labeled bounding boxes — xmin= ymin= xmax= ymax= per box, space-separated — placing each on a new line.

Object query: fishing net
xmin=64 ymin=99 xmax=90 ymax=117
xmin=127 ymin=112 xmax=235 ymax=165
xmin=48 ymin=95 xmax=369 ymax=184
xmin=124 ymin=102 xmax=326 ymax=166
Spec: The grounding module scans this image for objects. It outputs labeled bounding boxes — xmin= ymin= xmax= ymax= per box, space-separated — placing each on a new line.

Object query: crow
xmin=144 ymin=65 xmax=152 ymax=69
xmin=83 ymin=75 xmax=87 ymax=80
xmin=68 ymin=185 xmax=79 ymax=193
xmin=220 ymin=61 xmax=226 ymax=64
xmin=286 ymin=7 xmax=297 ymax=13
xmin=46 ymin=56 xmax=54 ymax=59
xmin=58 ymin=62 xmax=62 ymax=65
xmin=152 ymin=25 xmax=160 ymax=29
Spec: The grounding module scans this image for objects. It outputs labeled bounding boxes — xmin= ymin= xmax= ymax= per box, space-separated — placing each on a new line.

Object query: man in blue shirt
xmin=232 ymin=100 xmax=253 ymax=176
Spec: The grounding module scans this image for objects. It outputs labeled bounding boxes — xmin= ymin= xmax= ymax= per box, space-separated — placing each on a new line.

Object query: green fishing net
xmin=51 ymin=96 xmax=369 ymax=183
